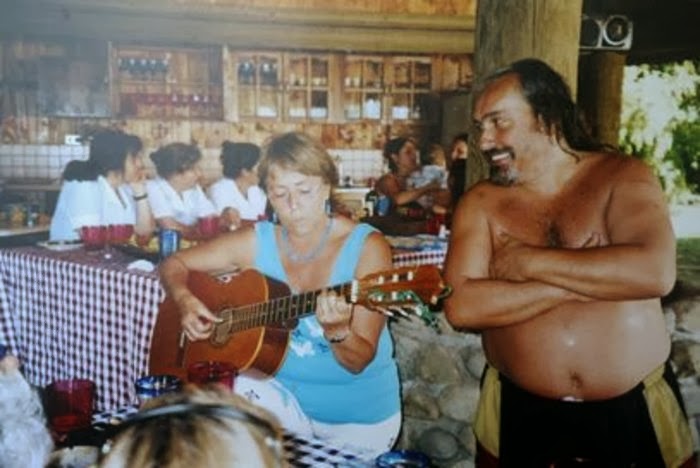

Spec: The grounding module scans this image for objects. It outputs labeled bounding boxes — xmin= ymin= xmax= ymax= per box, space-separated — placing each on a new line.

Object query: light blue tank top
xmin=254 ymin=221 xmax=400 ymax=424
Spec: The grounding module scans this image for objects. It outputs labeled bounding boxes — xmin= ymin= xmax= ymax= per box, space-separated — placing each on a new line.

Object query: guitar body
xmin=149 ymin=269 xmax=293 ymax=380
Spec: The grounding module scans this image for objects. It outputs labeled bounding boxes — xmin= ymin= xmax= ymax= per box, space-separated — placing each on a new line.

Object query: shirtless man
xmin=443 ymin=58 xmax=695 ymax=467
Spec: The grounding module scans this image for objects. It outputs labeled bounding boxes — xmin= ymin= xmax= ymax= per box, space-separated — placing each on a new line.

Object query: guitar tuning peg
xmin=376 ymin=307 xmax=396 ymax=318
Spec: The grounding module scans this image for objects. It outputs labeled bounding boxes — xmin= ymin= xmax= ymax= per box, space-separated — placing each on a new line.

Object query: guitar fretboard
xmin=217 ymin=282 xmax=352 ymax=333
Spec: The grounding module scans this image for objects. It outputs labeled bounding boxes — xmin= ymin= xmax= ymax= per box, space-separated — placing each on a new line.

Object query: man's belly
xmin=482 ymin=299 xmax=670 ymax=401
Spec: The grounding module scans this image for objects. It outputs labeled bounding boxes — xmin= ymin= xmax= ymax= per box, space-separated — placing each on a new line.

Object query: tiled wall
xmin=0 ymin=144 xmax=385 ymax=188
xmin=0 ymin=144 xmax=88 ymax=180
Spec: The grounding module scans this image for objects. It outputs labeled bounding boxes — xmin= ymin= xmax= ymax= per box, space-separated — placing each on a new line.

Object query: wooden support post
xmin=577 ymin=51 xmax=627 ymax=148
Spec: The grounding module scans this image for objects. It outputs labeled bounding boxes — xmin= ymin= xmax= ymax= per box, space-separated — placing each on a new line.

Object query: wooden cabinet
xmin=230 ymin=51 xmax=333 ymax=121
xmin=229 ymin=51 xmax=447 ymax=124
xmin=233 ymin=52 xmax=282 ymax=119
xmin=110 ymin=44 xmax=223 ymax=120
xmin=340 ymin=55 xmax=437 ymax=123
xmin=342 ymin=56 xmax=385 ymax=120
xmin=386 ymin=56 xmax=434 ymax=122
xmin=107 ymin=45 xmax=471 ymax=123
xmin=0 ymin=40 xmax=110 ymax=119
xmin=284 ymin=54 xmax=332 ymax=120
xmin=437 ymin=54 xmax=474 ymax=91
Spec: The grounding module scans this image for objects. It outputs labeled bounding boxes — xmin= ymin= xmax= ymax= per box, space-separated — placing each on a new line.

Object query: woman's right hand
xmin=220 ymin=207 xmax=242 ymax=230
xmin=175 ymin=291 xmax=222 ymax=341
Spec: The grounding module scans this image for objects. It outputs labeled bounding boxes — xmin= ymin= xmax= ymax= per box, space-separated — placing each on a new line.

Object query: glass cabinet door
xmin=236 ymin=53 xmax=281 ymax=119
xmin=342 ymin=56 xmax=384 ymax=121
xmin=112 ymin=45 xmax=222 ymax=120
xmin=284 ymin=53 xmax=330 ymax=121
xmin=389 ymin=56 xmax=432 ymax=122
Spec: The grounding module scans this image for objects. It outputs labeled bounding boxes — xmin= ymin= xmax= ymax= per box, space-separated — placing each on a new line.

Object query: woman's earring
xmin=325 ymin=198 xmax=332 ymax=216
xmin=271 ymin=211 xmax=279 ymax=224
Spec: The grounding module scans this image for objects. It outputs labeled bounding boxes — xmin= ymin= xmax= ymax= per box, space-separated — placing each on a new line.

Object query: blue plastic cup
xmin=134 ymin=375 xmax=182 ymax=405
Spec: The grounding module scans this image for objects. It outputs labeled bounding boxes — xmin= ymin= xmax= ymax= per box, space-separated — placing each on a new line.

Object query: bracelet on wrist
xmin=325 ymin=328 xmax=351 ymax=344
xmin=133 ymin=193 xmax=148 ymax=201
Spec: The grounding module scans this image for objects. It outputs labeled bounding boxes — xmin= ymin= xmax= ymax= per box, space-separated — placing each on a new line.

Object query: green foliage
xmin=669 ymin=121 xmax=700 ymax=193
xmin=620 ymin=60 xmax=700 ymax=202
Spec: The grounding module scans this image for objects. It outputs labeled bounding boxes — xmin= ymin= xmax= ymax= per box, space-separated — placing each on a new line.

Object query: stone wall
xmin=389 ymin=280 xmax=700 ymax=467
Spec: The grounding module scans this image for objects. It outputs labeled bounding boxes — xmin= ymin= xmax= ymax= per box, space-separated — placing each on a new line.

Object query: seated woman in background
xmin=376 ymin=137 xmax=449 ymax=217
xmin=146 ymin=143 xmax=220 ymax=238
xmin=208 ymin=141 xmax=267 ymax=229
xmin=159 ymin=132 xmax=401 ymax=458
xmin=98 ymin=385 xmax=284 ymax=468
xmin=50 ymin=129 xmax=154 ymax=241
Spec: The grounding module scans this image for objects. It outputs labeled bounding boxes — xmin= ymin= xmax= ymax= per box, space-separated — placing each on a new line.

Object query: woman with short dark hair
xmin=49 ymin=129 xmax=154 ymax=241
xmin=146 ymin=143 xmax=218 ymax=238
xmin=208 ymin=141 xmax=267 ymax=229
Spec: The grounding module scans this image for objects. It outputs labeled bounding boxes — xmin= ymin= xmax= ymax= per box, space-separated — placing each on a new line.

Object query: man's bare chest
xmin=492 ymin=189 xmax=610 ymax=249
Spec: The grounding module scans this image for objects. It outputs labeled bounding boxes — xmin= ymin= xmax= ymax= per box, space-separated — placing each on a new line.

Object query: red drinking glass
xmin=45 ymin=379 xmax=96 ymax=435
xmin=197 ymin=215 xmax=220 ymax=239
xmin=187 ymin=361 xmax=237 ymax=391
xmin=108 ymin=224 xmax=134 ymax=244
xmin=79 ymin=226 xmax=108 ymax=250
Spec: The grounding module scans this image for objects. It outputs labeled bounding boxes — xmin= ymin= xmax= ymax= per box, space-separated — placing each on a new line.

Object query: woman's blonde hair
xmin=257 ymin=132 xmax=338 ymax=192
xmin=99 ymin=385 xmax=284 ymax=468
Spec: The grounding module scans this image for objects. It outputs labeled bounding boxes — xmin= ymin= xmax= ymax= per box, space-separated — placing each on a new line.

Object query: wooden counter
xmin=0 ymin=224 xmax=49 ymax=247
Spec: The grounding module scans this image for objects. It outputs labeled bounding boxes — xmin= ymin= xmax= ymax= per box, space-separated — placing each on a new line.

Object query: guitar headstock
xmin=351 ymin=265 xmax=450 ymax=328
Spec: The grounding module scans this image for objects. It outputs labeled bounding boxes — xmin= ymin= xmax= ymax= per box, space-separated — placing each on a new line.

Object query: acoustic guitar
xmin=149 ymin=265 xmax=448 ymax=379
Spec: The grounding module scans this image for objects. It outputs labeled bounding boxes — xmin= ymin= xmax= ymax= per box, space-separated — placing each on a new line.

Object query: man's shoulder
xmin=585 ymin=152 xmax=655 ymax=181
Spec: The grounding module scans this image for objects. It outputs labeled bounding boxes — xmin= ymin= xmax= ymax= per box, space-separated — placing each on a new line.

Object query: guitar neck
xmin=222 ymin=282 xmax=353 ymax=332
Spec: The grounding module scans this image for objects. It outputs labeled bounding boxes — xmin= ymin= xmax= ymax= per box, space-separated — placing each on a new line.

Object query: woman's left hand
xmin=315 ymin=290 xmax=353 ymax=340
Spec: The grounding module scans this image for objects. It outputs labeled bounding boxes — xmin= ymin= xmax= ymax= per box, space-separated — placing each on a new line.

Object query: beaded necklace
xmin=281 ymin=217 xmax=334 ymax=263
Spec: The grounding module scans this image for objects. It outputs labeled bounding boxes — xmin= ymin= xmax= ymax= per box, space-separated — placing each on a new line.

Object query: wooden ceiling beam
xmin=0 ymin=0 xmax=475 ymax=54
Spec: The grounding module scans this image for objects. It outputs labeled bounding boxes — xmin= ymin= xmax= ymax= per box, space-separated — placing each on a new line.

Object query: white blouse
xmin=50 ymin=176 xmax=136 ymax=241
xmin=146 ymin=177 xmax=217 ymax=226
xmin=208 ymin=178 xmax=268 ymax=221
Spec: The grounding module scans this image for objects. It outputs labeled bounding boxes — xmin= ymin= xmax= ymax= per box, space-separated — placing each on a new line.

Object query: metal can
xmin=134 ymin=375 xmax=182 ymax=404
xmin=158 ymin=229 xmax=181 ymax=260
xmin=376 ymin=195 xmax=391 ymax=216
xmin=24 ymin=204 xmax=39 ymax=227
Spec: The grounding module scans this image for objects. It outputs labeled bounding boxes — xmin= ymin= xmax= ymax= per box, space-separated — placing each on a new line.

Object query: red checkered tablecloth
xmin=392 ymin=248 xmax=446 ymax=269
xmin=388 ymin=235 xmax=448 ymax=270
xmin=0 ymin=246 xmax=162 ymax=411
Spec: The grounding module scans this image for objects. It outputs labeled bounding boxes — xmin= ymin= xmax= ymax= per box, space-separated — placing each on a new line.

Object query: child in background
xmin=408 ymin=143 xmax=449 ymax=213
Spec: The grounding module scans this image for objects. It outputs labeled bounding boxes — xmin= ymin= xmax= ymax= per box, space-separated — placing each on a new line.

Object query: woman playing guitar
xmin=159 ymin=131 xmax=401 ymax=458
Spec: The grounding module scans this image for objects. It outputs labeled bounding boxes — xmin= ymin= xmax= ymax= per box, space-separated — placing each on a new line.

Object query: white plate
xmin=38 ymin=240 xmax=83 ymax=251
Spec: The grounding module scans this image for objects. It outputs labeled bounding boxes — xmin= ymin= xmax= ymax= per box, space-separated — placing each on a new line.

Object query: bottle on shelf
xmin=364 ymin=178 xmax=379 ymax=217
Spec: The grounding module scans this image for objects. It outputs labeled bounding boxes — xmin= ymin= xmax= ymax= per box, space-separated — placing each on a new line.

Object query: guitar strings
xmin=213 ymin=283 xmax=352 ymax=334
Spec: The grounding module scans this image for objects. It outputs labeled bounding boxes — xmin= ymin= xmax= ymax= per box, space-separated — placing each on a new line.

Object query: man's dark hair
xmin=484 ymin=58 xmax=605 ymax=154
